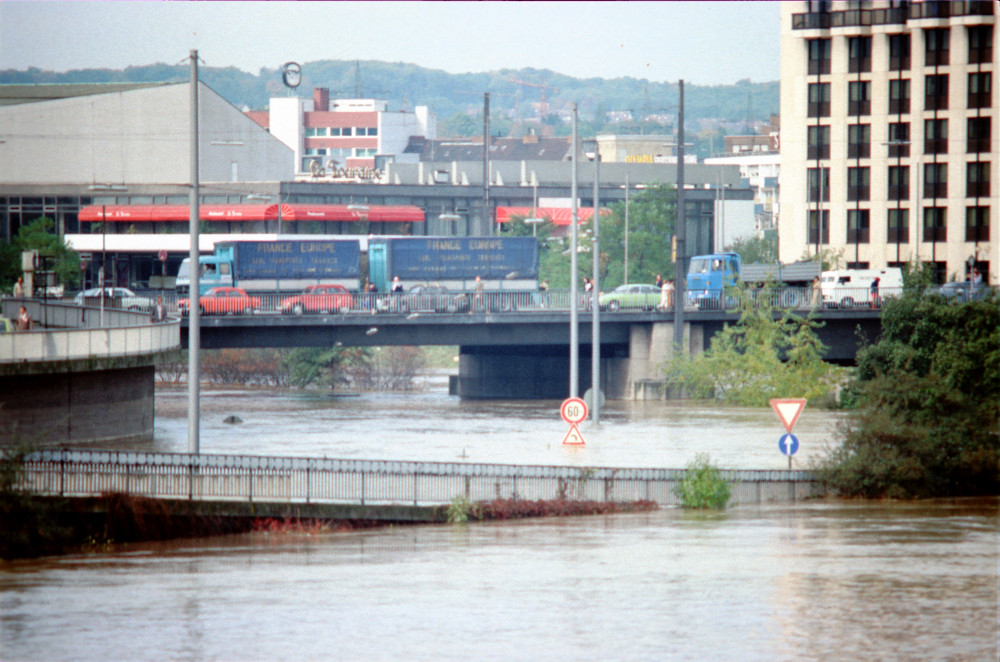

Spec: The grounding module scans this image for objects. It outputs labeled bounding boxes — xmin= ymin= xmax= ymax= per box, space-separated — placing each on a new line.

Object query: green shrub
xmin=674 ymin=454 xmax=731 ymax=509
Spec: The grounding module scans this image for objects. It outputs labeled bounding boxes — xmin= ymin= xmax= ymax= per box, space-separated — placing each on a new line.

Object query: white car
xmin=74 ymin=287 xmax=154 ymax=312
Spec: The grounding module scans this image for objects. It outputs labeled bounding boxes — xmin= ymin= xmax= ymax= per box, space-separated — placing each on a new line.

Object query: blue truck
xmin=686 ymin=252 xmax=821 ymax=309
xmin=367 ymin=236 xmax=539 ymax=311
xmin=175 ymin=239 xmax=362 ymax=296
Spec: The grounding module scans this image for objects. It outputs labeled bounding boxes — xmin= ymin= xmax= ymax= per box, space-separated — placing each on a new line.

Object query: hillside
xmin=1 ymin=60 xmax=779 ymax=152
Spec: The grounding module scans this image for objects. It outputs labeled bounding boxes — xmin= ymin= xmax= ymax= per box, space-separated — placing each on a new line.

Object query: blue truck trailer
xmin=686 ymin=252 xmax=821 ymax=309
xmin=368 ymin=236 xmax=539 ymax=311
xmin=175 ymin=239 xmax=362 ymax=295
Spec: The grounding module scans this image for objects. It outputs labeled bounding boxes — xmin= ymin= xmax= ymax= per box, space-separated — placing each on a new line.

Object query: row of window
xmin=807 ymin=117 xmax=991 ymax=158
xmin=808 ymin=72 xmax=992 ymax=117
xmin=807 ymin=161 xmax=991 ymax=202
xmin=806 ymin=206 xmax=992 ymax=244
xmin=305 ymin=126 xmax=378 ymax=137
xmin=304 ymin=147 xmax=378 ymax=158
xmin=807 ymin=25 xmax=994 ymax=74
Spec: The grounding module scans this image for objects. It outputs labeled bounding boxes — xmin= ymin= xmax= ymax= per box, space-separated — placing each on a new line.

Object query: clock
xmin=282 ymin=62 xmax=302 ymax=88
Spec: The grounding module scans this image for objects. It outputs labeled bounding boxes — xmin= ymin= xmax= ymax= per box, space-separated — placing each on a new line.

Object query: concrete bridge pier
xmin=454 ymin=321 xmax=705 ymax=401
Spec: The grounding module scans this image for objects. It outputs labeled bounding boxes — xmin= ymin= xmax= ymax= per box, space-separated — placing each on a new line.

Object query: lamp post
xmin=673 ymin=80 xmax=686 ymax=353
xmin=569 ymin=104 xmax=579 ymax=398
xmin=624 ymin=173 xmax=630 ymax=284
xmin=584 ymin=139 xmax=602 ymax=424
xmin=188 ymin=49 xmax=201 ymax=455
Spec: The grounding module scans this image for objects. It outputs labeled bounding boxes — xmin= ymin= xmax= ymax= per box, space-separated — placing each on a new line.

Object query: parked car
xmin=599 ymin=284 xmax=662 ymax=312
xmin=937 ymin=281 xmax=988 ymax=302
xmin=178 ymin=287 xmax=260 ymax=315
xmin=74 ymin=287 xmax=154 ymax=312
xmin=279 ymin=284 xmax=354 ymax=315
xmin=401 ymin=284 xmax=469 ymax=313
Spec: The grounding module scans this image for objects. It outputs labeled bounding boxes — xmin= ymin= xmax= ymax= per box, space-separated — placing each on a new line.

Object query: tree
xmin=816 ymin=286 xmax=999 ymax=498
xmin=0 ymin=217 xmax=81 ymax=292
xmin=597 ymin=183 xmax=677 ymax=288
xmin=665 ymin=281 xmax=840 ymax=406
xmin=726 ymin=234 xmax=777 ymax=264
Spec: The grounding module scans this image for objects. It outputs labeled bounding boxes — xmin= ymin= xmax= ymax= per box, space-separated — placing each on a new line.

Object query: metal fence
xmin=16 ymin=449 xmax=823 ymax=507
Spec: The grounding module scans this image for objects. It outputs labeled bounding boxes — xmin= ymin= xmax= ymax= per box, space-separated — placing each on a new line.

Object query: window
xmin=847 ymin=209 xmax=870 ymax=244
xmin=967 ymin=162 xmax=990 ymax=198
xmin=354 ymin=127 xmax=367 ymax=137
xmin=888 ymin=209 xmax=909 ymax=243
xmin=848 ymin=167 xmax=870 ymax=201
xmin=924 ymin=74 xmax=949 ymax=111
xmin=888 ymin=34 xmax=910 ymax=71
xmin=367 ymin=127 xmax=378 ymax=136
xmin=807 ymin=167 xmax=830 ymax=202
xmin=848 ymin=124 xmax=870 ymax=158
xmin=924 ymin=28 xmax=949 ymax=66
xmin=888 ymin=166 xmax=909 ymax=200
xmin=341 ymin=127 xmax=353 ymax=136
xmin=808 ymin=209 xmax=830 ymax=244
xmin=924 ymin=163 xmax=948 ymax=198
xmin=889 ymin=79 xmax=910 ymax=114
xmin=968 ymin=26 xmax=993 ymax=64
xmin=808 ymin=38 xmax=831 ymax=75
xmin=848 ymin=81 xmax=871 ymax=115
xmin=807 ymin=125 xmax=830 ymax=160
xmin=848 ymin=36 xmax=872 ymax=73
xmin=923 ymin=207 xmax=947 ymax=242
xmin=968 ymin=73 xmax=992 ymax=109
xmin=966 ymin=206 xmax=991 ymax=242
xmin=808 ymin=83 xmax=831 ymax=117
xmin=329 ymin=128 xmax=342 ymax=137
xmin=887 ymin=122 xmax=910 ymax=156
xmin=967 ymin=117 xmax=991 ymax=153
xmin=924 ymin=118 xmax=948 ymax=155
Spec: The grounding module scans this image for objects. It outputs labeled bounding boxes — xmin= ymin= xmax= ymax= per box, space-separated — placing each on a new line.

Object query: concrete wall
xmin=0 ymin=366 xmax=155 ymax=446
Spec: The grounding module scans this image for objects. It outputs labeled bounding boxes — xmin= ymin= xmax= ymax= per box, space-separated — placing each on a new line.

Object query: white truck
xmin=820 ymin=268 xmax=903 ymax=309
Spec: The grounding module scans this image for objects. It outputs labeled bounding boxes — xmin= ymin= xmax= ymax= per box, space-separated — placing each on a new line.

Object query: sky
xmin=0 ymin=1 xmax=780 ymax=85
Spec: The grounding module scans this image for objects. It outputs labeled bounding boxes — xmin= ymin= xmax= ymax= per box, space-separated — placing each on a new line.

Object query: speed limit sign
xmin=560 ymin=397 xmax=588 ymax=425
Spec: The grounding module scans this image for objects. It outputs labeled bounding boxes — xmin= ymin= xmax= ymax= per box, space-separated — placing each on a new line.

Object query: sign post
xmin=560 ymin=397 xmax=587 ymax=445
xmin=770 ymin=398 xmax=807 ymax=469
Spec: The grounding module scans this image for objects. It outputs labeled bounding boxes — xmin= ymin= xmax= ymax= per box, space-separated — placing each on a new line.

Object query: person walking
xmin=658 ymin=279 xmax=674 ymax=311
xmin=12 ymin=277 xmax=24 ymax=297
xmin=151 ymin=296 xmax=168 ymax=323
xmin=870 ymin=276 xmax=881 ymax=309
xmin=471 ymin=275 xmax=484 ymax=313
xmin=810 ymin=276 xmax=822 ymax=310
xmin=16 ymin=305 xmax=31 ymax=331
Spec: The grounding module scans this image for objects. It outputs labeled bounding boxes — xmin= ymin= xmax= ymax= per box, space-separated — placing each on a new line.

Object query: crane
xmin=506 ymin=76 xmax=559 ymax=115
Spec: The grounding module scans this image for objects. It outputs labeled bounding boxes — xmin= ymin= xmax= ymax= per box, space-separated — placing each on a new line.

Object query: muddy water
xmin=2 ymin=385 xmax=997 ymax=660
xmin=1 ymin=500 xmax=996 ymax=661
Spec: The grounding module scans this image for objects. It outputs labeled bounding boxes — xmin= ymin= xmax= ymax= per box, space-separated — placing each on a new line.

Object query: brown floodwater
xmin=3 ymin=386 xmax=996 ymax=660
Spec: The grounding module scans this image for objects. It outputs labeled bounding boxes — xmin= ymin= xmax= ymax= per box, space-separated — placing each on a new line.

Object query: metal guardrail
xmin=17 ymin=450 xmax=823 ymax=507
xmin=0 ymin=300 xmax=180 ymax=365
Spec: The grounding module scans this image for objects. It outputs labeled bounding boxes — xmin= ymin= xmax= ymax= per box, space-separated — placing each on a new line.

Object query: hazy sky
xmin=1 ymin=1 xmax=780 ymax=85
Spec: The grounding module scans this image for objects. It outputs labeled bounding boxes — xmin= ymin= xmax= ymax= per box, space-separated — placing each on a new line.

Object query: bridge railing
xmin=16 ymin=449 xmax=822 ymax=507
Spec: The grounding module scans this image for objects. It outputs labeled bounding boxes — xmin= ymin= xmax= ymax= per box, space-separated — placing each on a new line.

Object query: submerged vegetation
xmin=673 ymin=454 xmax=732 ymax=509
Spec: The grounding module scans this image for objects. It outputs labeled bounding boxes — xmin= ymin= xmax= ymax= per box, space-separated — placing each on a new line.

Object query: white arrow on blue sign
xmin=778 ymin=433 xmax=800 ymax=456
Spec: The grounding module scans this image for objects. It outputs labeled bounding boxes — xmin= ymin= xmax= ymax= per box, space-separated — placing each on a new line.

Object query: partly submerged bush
xmin=674 ymin=454 xmax=732 ymax=509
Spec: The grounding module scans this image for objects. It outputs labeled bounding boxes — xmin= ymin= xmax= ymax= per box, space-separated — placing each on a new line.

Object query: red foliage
xmin=474 ymin=499 xmax=657 ymax=521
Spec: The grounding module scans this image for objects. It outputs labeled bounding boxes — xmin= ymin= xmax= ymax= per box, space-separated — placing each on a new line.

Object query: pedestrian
xmin=471 ymin=275 xmax=484 ymax=313
xmin=655 ymin=274 xmax=663 ymax=289
xmin=12 ymin=277 xmax=23 ymax=297
xmin=151 ymin=296 xmax=168 ymax=323
xmin=658 ymin=279 xmax=674 ymax=311
xmin=366 ymin=282 xmax=379 ymax=314
xmin=391 ymin=276 xmax=403 ymax=293
xmin=870 ymin=276 xmax=880 ymax=309
xmin=972 ymin=267 xmax=983 ymax=285
xmin=539 ymin=279 xmax=549 ymax=308
xmin=391 ymin=276 xmax=404 ymax=312
xmin=810 ymin=275 xmax=822 ymax=310
xmin=16 ymin=305 xmax=31 ymax=331
xmin=583 ymin=276 xmax=593 ymax=310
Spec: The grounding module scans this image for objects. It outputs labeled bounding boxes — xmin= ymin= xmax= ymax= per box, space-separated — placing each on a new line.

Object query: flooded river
xmin=1 ymin=384 xmax=997 ymax=660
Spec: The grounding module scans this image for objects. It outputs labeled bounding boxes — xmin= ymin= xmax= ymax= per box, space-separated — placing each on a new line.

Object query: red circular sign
xmin=560 ymin=397 xmax=588 ymax=425
xmin=158 ymin=249 xmax=168 ymax=262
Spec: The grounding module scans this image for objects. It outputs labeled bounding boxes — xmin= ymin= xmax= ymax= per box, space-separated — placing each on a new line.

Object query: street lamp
xmin=88 ymin=184 xmax=128 ymax=326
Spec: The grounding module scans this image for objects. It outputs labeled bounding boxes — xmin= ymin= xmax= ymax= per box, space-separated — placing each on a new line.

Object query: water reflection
xmin=1 ymin=500 xmax=996 ymax=661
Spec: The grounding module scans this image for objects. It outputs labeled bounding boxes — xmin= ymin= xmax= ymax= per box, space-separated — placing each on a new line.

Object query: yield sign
xmin=770 ymin=398 xmax=807 ymax=433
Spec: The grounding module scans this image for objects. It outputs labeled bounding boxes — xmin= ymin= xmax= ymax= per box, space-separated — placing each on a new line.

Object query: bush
xmin=816 ymin=286 xmax=999 ymax=498
xmin=674 ymin=454 xmax=731 ymax=509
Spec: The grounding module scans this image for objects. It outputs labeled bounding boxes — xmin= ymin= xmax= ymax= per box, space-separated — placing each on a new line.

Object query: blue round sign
xmin=778 ymin=433 xmax=799 ymax=456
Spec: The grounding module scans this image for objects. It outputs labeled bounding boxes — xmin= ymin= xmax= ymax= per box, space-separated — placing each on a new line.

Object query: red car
xmin=279 ymin=284 xmax=354 ymax=315
xmin=179 ymin=287 xmax=260 ymax=315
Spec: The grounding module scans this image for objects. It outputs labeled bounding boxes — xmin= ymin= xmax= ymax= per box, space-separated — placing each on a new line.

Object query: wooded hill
xmin=1 ymin=60 xmax=778 ymax=149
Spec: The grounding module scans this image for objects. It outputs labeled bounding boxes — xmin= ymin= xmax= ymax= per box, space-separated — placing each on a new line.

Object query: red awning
xmin=495 ymin=206 xmax=606 ymax=226
xmin=78 ymin=204 xmax=425 ymax=223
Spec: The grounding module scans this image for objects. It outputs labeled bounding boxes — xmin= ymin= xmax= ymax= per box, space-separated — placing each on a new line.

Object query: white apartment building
xmin=779 ymin=1 xmax=997 ymax=283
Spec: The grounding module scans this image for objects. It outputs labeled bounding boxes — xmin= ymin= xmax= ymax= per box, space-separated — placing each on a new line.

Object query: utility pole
xmin=483 ymin=92 xmax=491 ymax=235
xmin=673 ymin=80 xmax=686 ymax=352
xmin=569 ymin=104 xmax=579 ymax=398
xmin=188 ymin=50 xmax=201 ymax=455
xmin=591 ymin=148 xmax=601 ymax=423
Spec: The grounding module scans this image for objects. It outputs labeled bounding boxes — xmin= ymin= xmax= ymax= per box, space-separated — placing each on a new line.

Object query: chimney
xmin=313 ymin=87 xmax=330 ymax=112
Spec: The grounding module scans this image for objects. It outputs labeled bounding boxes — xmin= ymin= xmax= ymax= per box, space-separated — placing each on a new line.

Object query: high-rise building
xmin=779 ymin=1 xmax=996 ymax=284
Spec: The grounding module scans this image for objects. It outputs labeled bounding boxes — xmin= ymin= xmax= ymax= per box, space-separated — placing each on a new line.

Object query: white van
xmin=820 ymin=267 xmax=903 ymax=308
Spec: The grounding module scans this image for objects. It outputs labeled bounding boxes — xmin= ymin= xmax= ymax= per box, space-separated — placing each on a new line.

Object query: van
xmin=820 ymin=268 xmax=903 ymax=308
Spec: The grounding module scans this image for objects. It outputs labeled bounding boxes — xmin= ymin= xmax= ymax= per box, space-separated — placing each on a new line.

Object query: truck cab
xmin=687 ymin=252 xmax=741 ymax=309
xmin=175 ymin=256 xmax=233 ymax=295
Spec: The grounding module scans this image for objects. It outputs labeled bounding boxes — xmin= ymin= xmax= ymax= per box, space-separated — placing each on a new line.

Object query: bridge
xmin=177 ymin=290 xmax=884 ymax=399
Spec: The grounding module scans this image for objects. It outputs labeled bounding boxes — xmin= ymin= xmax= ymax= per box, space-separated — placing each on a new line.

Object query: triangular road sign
xmin=770 ymin=398 xmax=807 ymax=433
xmin=562 ymin=424 xmax=586 ymax=445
